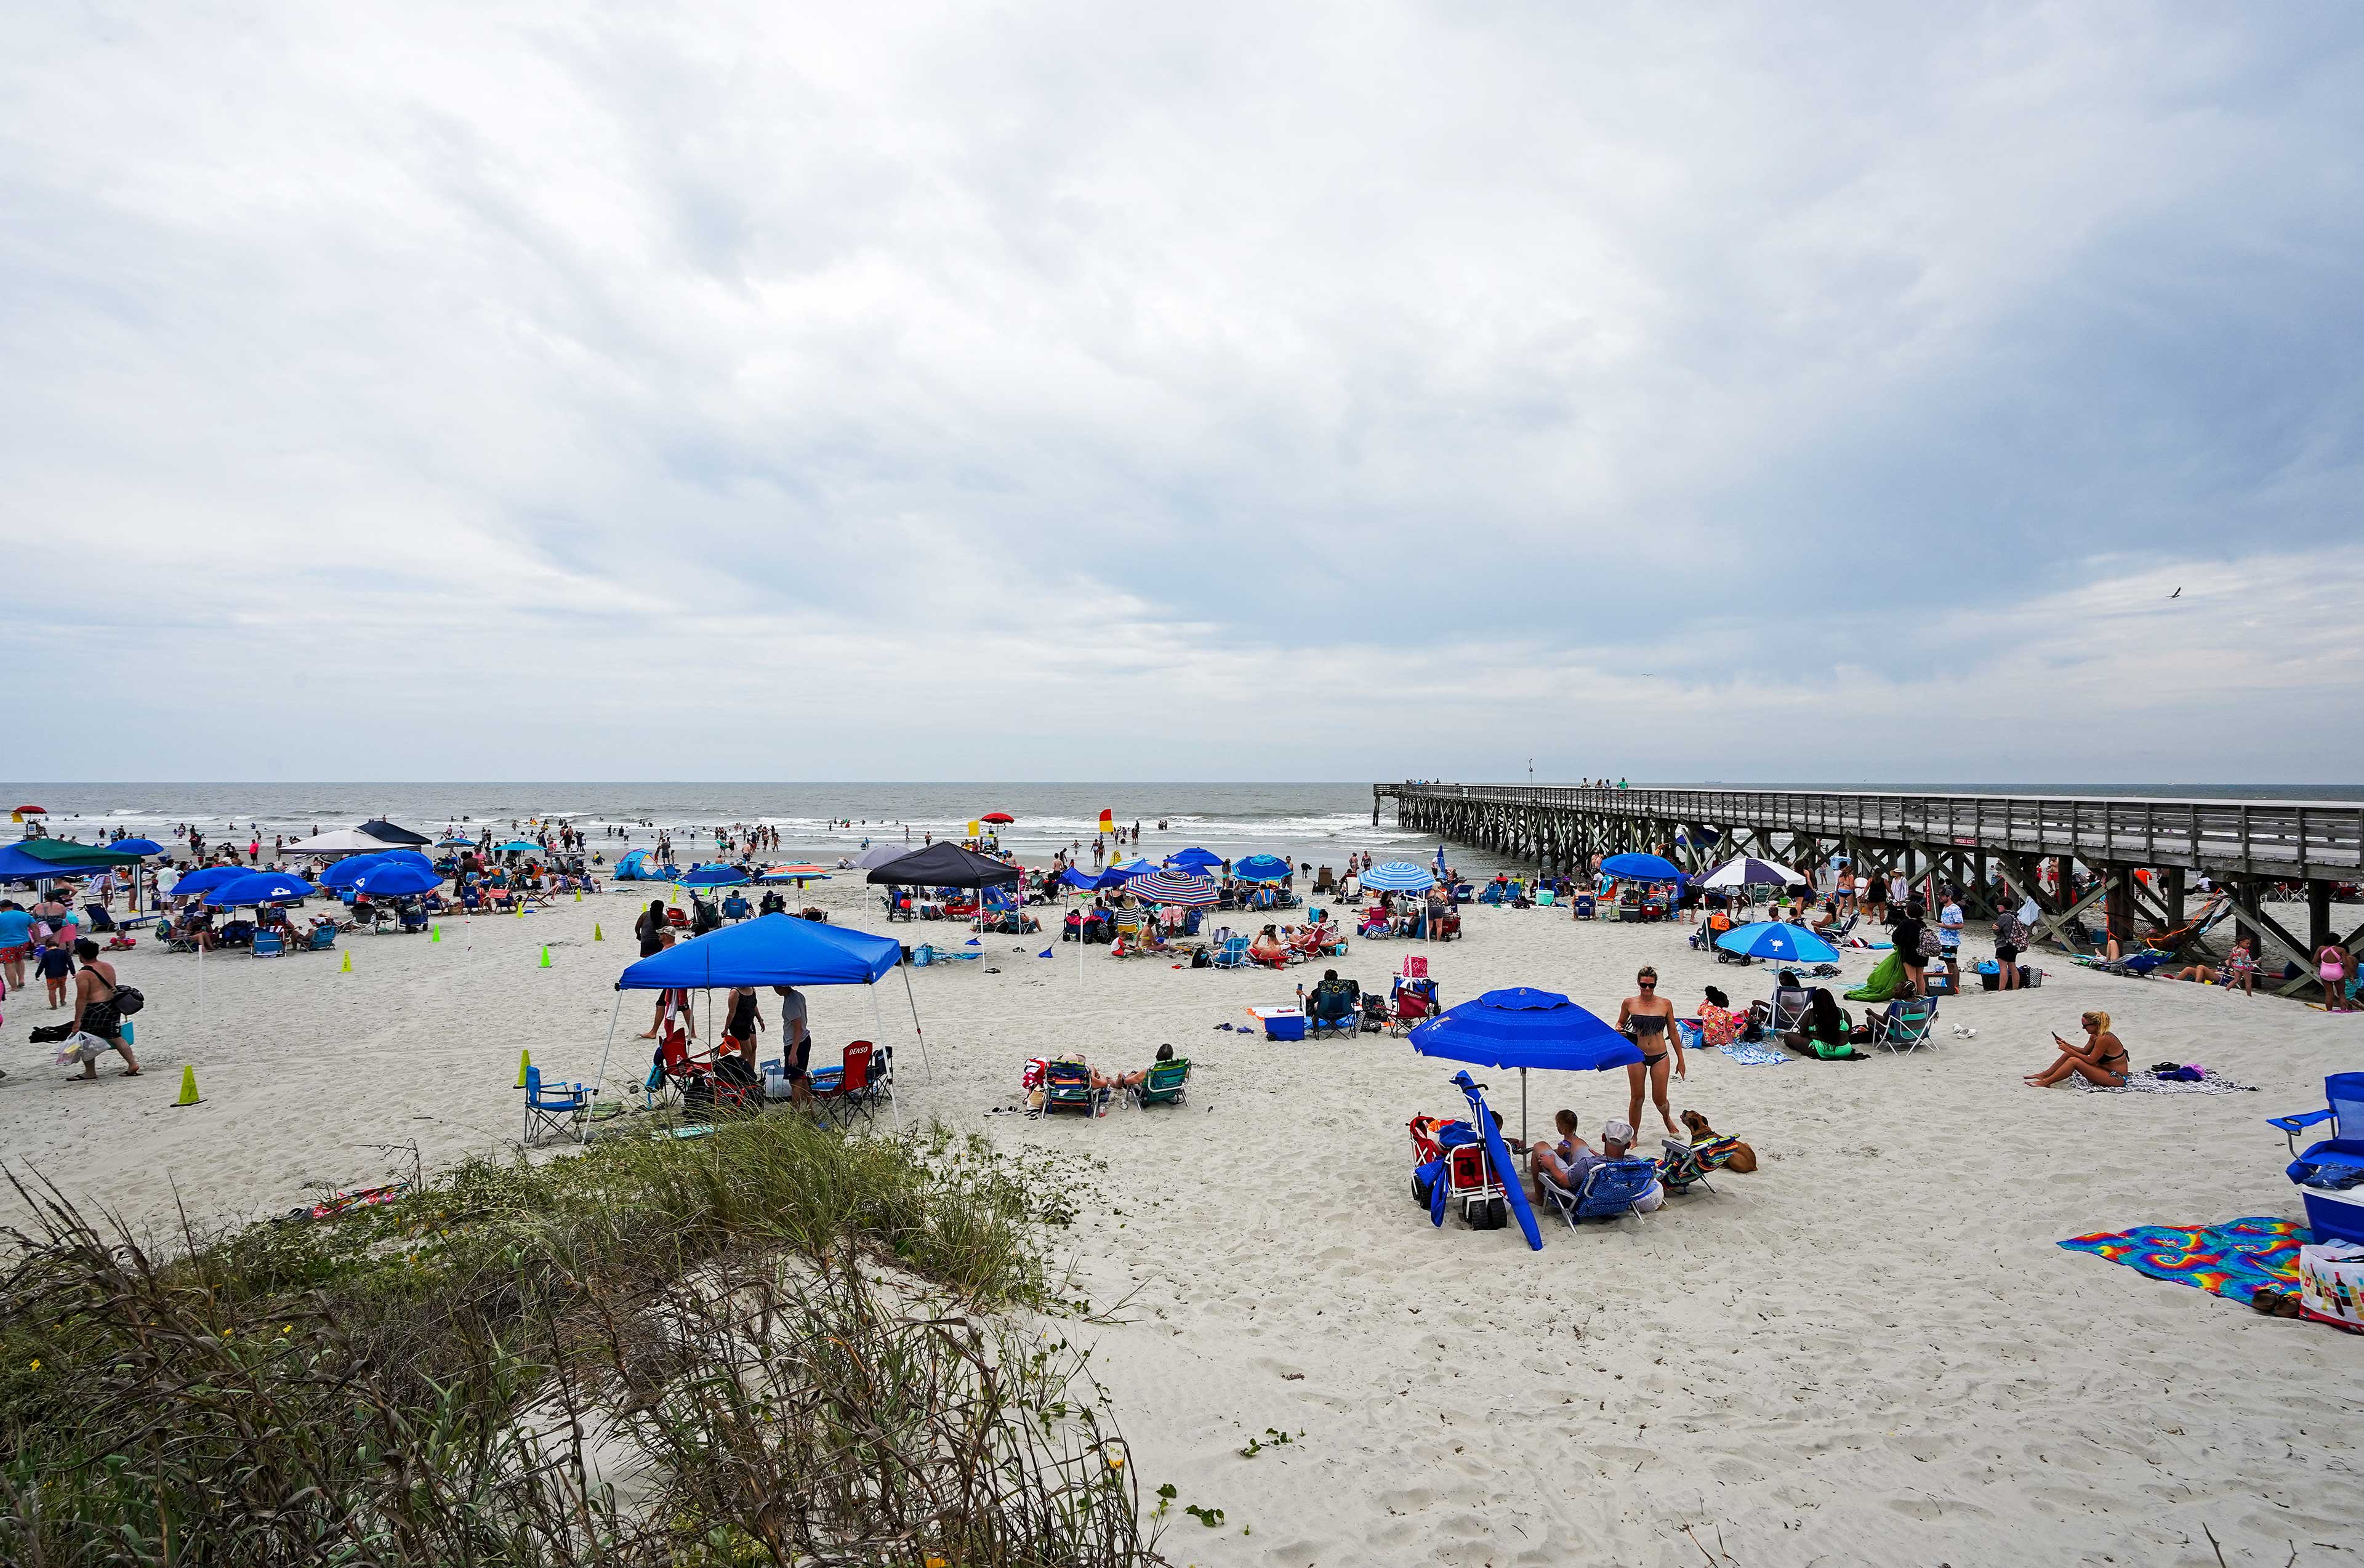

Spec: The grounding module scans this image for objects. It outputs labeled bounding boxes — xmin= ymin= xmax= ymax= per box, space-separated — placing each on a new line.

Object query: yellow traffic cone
xmin=515 ymin=903 xmax=523 ymax=919
xmin=432 ymin=923 xmax=442 ymax=942
xmin=515 ymin=1048 xmax=531 ymax=1087
xmin=340 ymin=950 xmax=352 ymax=973
xmin=539 ymin=944 xmax=552 ymax=969
xmin=574 ymin=888 xmax=583 ymax=903
xmin=593 ymin=922 xmax=603 ymax=941
xmin=173 ymin=1064 xmax=203 ymax=1107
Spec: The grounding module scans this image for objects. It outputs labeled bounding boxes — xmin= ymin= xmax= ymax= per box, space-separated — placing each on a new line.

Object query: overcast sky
xmin=4 ymin=3 xmax=2359 ymax=783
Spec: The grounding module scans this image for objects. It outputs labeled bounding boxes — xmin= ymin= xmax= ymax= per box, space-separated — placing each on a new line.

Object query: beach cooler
xmin=1247 ymin=1005 xmax=1306 ymax=1041
xmin=2301 ymin=1188 xmax=2364 ymax=1250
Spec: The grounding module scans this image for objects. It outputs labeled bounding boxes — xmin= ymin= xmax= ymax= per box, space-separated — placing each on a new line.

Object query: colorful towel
xmin=1717 ymin=1043 xmax=1791 ymax=1066
xmin=2059 ymin=1216 xmax=2308 ymax=1306
xmin=2069 ymin=1067 xmax=2255 ymax=1096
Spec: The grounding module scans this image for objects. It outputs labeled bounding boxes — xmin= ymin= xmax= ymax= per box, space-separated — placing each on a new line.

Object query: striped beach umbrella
xmin=1361 ymin=861 xmax=1437 ymax=893
xmin=1698 ymin=856 xmax=1806 ymax=890
xmin=1128 ymin=869 xmax=1218 ymax=906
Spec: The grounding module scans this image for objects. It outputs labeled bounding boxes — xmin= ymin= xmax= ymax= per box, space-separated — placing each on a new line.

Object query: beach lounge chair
xmin=252 ymin=928 xmax=287 ymax=958
xmin=521 ymin=1065 xmax=593 ymax=1145
xmin=1868 ymin=995 xmax=1939 ymax=1053
xmin=1131 ymin=1056 xmax=1191 ymax=1108
xmin=1039 ymin=1059 xmax=1096 ymax=1118
xmin=81 ymin=903 xmax=116 ymax=934
xmin=1209 ymin=935 xmax=1252 ymax=970
xmin=1540 ymin=1157 xmax=1663 ymax=1226
xmin=1656 ymin=1138 xmax=1718 ymax=1197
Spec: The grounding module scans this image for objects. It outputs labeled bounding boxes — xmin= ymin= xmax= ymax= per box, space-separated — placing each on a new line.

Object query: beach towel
xmin=1717 ymin=1042 xmax=1791 ymax=1066
xmin=2059 ymin=1216 xmax=2307 ymax=1307
xmin=1843 ymin=951 xmax=1903 ymax=1003
xmin=2069 ymin=1067 xmax=2256 ymax=1096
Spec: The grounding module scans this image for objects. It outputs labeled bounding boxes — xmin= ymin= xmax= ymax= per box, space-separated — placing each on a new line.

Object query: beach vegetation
xmin=0 ymin=1117 xmax=1164 ymax=1567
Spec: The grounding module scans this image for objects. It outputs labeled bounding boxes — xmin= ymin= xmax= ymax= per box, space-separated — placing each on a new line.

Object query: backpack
xmin=1917 ymin=927 xmax=1942 ymax=958
xmin=111 ymin=983 xmax=146 ymax=1017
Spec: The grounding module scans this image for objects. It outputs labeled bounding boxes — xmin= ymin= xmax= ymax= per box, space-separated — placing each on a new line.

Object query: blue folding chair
xmin=1541 ymin=1157 xmax=1663 ymax=1226
xmin=522 ymin=1065 xmax=594 ymax=1145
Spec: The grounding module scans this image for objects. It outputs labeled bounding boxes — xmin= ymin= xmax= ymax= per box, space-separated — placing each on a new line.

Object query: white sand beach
xmin=4 ymin=877 xmax=2359 ymax=1564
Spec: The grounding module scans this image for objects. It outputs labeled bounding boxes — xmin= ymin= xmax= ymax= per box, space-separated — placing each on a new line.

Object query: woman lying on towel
xmin=2025 ymin=1010 xmax=2128 ymax=1088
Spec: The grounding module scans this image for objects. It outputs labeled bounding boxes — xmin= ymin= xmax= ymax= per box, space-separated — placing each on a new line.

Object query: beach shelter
xmin=359 ymin=819 xmax=432 ymax=846
xmin=1164 ymin=846 xmax=1223 ymax=873
xmin=1362 ymin=861 xmax=1436 ymax=893
xmin=863 ymin=842 xmax=1021 ymax=891
xmin=592 ymin=913 xmax=933 ymax=1130
xmin=0 ymin=837 xmax=146 ymax=883
xmin=1231 ymin=854 xmax=1292 ymax=883
xmin=281 ymin=827 xmax=395 ymax=856
xmin=853 ymin=842 xmax=919 ymax=871
xmin=1409 ymin=986 xmax=1642 ymax=1147
xmin=1600 ymin=851 xmax=1684 ymax=883
xmin=1715 ymin=921 xmax=1840 ymax=965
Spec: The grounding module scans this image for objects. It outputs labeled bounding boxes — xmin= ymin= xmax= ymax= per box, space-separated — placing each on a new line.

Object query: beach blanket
xmin=1844 ymin=951 xmax=1904 ymax=1003
xmin=2059 ymin=1216 xmax=2307 ymax=1306
xmin=2069 ymin=1067 xmax=2256 ymax=1096
xmin=1717 ymin=1043 xmax=1791 ymax=1066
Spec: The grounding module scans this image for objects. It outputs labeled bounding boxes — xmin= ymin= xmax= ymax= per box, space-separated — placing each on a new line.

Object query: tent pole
xmin=1520 ymin=1066 xmax=1528 ymax=1146
xmin=585 ymin=990 xmax=624 ymax=1143
xmin=867 ymin=982 xmax=900 ymax=1133
xmin=897 ymin=962 xmax=934 ymax=1084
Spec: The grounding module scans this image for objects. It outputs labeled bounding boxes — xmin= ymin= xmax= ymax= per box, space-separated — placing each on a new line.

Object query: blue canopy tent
xmin=591 ymin=913 xmax=931 ymax=1132
xmin=0 ymin=838 xmax=145 ymax=883
xmin=1164 ymin=846 xmax=1223 ymax=872
xmin=1232 ymin=854 xmax=1292 ymax=883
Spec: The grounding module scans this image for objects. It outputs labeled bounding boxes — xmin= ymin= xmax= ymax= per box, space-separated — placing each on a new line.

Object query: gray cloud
xmin=3 ymin=1 xmax=2359 ymax=780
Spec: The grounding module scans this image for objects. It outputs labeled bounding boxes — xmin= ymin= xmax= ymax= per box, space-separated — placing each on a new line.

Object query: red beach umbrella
xmin=981 ymin=811 xmax=1015 ymax=824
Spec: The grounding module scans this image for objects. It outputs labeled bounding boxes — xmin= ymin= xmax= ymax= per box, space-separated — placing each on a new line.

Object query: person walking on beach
xmin=1891 ymin=897 xmax=1929 ymax=998
xmin=635 ymin=899 xmax=668 ymax=958
xmin=773 ymin=984 xmax=811 ymax=1107
xmin=1993 ymin=901 xmax=2028 ymax=989
xmin=66 ymin=939 xmax=139 ymax=1080
xmin=2318 ymin=942 xmax=2355 ymax=1012
xmin=1615 ymin=965 xmax=1682 ymax=1141
xmin=0 ymin=899 xmax=33 ymax=994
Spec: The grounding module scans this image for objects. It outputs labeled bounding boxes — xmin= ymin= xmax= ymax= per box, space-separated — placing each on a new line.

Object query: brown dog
xmin=1681 ymin=1110 xmax=1758 ymax=1173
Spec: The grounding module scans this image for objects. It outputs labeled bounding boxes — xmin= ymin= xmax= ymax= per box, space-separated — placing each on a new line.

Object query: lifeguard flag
xmin=1098 ymin=810 xmax=1114 ymax=833
xmin=968 ymin=820 xmax=981 ymax=837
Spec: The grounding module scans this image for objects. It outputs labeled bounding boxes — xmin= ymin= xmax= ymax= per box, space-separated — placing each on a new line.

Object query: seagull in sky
xmin=2169 ymin=587 xmax=2182 ymax=598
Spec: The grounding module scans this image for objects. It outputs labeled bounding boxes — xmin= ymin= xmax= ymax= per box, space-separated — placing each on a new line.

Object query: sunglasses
xmin=1638 ymin=979 xmax=1656 ymax=987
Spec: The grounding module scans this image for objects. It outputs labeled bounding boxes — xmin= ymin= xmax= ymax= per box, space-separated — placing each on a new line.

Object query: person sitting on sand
xmin=1694 ymin=986 xmax=1745 ymax=1048
xmin=2025 ymin=1010 xmax=2129 ymax=1088
xmin=1782 ymin=987 xmax=1862 ymax=1059
xmin=2168 ymin=958 xmax=2219 ymax=984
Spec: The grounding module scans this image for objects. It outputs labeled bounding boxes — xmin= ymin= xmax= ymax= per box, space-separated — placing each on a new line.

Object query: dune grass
xmin=0 ymin=1117 xmax=1160 ymax=1567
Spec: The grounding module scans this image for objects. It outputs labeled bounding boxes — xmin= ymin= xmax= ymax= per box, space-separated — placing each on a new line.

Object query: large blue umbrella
xmin=1601 ymin=851 xmax=1684 ymax=882
xmin=1715 ymin=920 xmax=1839 ymax=964
xmin=109 ymin=837 xmax=163 ymax=856
xmin=1410 ymin=986 xmax=1644 ymax=1146
xmin=205 ymin=871 xmax=320 ymax=908
xmin=1232 ymin=853 xmax=1292 ymax=883
xmin=318 ymin=853 xmax=387 ymax=890
xmin=1362 ymin=861 xmax=1436 ymax=893
xmin=681 ymin=863 xmax=750 ymax=890
xmin=1165 ymin=847 xmax=1223 ymax=872
xmin=494 ymin=840 xmax=544 ymax=855
xmin=352 ymin=861 xmax=440 ymax=896
xmin=369 ymin=848 xmax=435 ymax=870
xmin=169 ymin=865 xmax=251 ymax=898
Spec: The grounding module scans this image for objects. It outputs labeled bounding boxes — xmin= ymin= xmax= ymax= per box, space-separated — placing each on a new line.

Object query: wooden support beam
xmin=2225 ymin=882 xmax=2321 ymax=997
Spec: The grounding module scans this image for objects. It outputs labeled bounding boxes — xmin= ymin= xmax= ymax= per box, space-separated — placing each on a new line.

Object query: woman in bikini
xmin=2025 ymin=1010 xmax=2128 ymax=1088
xmin=2317 ymin=943 xmax=2354 ymax=1012
xmin=1616 ymin=965 xmax=1683 ymax=1140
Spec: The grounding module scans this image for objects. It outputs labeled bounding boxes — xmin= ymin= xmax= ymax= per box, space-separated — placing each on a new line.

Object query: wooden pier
xmin=1375 ymin=783 xmax=2363 ymax=995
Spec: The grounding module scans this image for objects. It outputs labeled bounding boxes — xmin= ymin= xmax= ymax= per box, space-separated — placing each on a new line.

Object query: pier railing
xmin=1377 ymin=784 xmax=2364 ymax=880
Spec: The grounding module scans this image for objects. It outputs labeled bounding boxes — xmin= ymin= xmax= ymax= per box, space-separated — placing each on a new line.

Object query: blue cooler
xmin=1253 ymin=1007 xmax=1306 ymax=1041
xmin=2302 ymin=1187 xmax=2364 ymax=1248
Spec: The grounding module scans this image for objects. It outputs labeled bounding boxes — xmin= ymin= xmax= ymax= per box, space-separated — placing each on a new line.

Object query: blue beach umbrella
xmin=318 ymin=853 xmax=387 ymax=890
xmin=1362 ymin=861 xmax=1436 ymax=893
xmin=369 ymin=848 xmax=435 ymax=870
xmin=169 ymin=865 xmax=251 ymax=899
xmin=1410 ymin=986 xmax=1643 ymax=1146
xmin=1715 ymin=920 xmax=1839 ymax=964
xmin=352 ymin=861 xmax=440 ymax=896
xmin=494 ymin=840 xmax=544 ymax=855
xmin=436 ymin=836 xmax=476 ymax=848
xmin=1231 ymin=854 xmax=1292 ymax=883
xmin=1600 ymin=851 xmax=1685 ymax=883
xmin=681 ymin=863 xmax=750 ymax=890
xmin=204 ymin=871 xmax=320 ymax=908
xmin=1164 ymin=846 xmax=1223 ymax=872
xmin=108 ymin=837 xmax=163 ymax=856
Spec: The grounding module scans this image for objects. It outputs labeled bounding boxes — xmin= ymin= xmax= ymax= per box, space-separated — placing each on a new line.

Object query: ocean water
xmin=8 ymin=781 xmax=2356 ymax=871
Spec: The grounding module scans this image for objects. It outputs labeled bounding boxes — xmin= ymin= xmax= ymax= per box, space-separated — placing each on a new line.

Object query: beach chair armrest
xmin=2268 ymin=1109 xmax=2330 ymax=1134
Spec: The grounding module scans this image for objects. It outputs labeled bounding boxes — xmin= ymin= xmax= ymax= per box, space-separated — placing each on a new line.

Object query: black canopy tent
xmin=862 ymin=842 xmax=1022 ymax=890
xmin=360 ymin=819 xmax=432 ymax=846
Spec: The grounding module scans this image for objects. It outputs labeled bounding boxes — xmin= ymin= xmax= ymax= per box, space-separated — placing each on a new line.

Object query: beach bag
xmin=111 ymin=984 xmax=145 ymax=1018
xmin=2296 ymin=1244 xmax=2364 ymax=1331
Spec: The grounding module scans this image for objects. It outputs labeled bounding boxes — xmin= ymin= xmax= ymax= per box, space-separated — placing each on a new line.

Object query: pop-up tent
xmin=863 ymin=842 xmax=1021 ymax=890
xmin=360 ymin=819 xmax=432 ymax=846
xmin=588 ymin=913 xmax=934 ymax=1130
xmin=283 ymin=828 xmax=395 ymax=856
xmin=0 ymin=837 xmax=147 ymax=883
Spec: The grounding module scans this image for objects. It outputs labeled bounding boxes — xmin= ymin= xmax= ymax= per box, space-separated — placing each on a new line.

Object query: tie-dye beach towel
xmin=2059 ymin=1216 xmax=2308 ymax=1306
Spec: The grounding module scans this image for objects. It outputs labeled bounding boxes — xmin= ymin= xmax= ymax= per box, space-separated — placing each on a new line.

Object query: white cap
xmin=1603 ymin=1119 xmax=1635 ymax=1145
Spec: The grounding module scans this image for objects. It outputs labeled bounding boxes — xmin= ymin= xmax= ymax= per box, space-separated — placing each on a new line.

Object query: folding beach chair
xmin=1656 ymin=1138 xmax=1718 ymax=1198
xmin=1868 ymin=995 xmax=1939 ymax=1053
xmin=1306 ymin=979 xmax=1361 ymax=1037
xmin=1768 ymin=986 xmax=1809 ymax=1032
xmin=1540 ymin=1157 xmax=1663 ymax=1227
xmin=304 ymin=923 xmax=338 ymax=952
xmin=1038 ymin=1059 xmax=1096 ymax=1117
xmin=1130 ymin=1057 xmax=1191 ymax=1108
xmin=521 ymin=1064 xmax=593 ymax=1145
xmin=81 ymin=903 xmax=116 ymax=934
xmin=1208 ymin=935 xmax=1252 ymax=969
